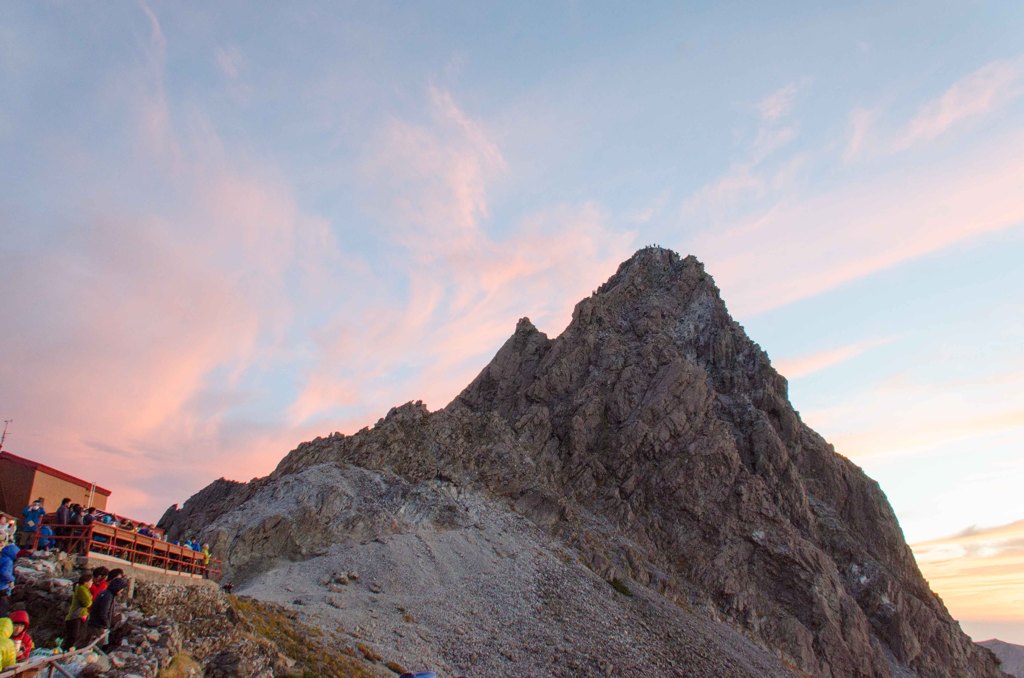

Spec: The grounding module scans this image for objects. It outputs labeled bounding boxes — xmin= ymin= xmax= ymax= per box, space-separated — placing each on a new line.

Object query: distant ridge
xmin=980 ymin=640 xmax=1024 ymax=677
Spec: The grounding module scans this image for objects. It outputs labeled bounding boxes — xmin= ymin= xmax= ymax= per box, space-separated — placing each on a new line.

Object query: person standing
xmin=64 ymin=572 xmax=93 ymax=649
xmin=85 ymin=578 xmax=128 ymax=647
xmin=89 ymin=567 xmax=109 ymax=599
xmin=19 ymin=499 xmax=45 ymax=548
xmin=55 ymin=498 xmax=72 ymax=551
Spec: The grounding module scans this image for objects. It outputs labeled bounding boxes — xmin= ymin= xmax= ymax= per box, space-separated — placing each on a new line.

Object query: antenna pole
xmin=0 ymin=420 xmax=9 ymax=451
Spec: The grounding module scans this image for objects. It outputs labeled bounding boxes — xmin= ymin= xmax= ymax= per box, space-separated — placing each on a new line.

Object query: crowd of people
xmin=8 ymin=497 xmax=167 ymax=550
xmin=2 ymin=498 xmax=211 ymax=572
xmin=0 ymin=497 xmax=216 ymax=672
xmin=63 ymin=566 xmax=130 ymax=651
xmin=0 ymin=547 xmax=132 ymax=670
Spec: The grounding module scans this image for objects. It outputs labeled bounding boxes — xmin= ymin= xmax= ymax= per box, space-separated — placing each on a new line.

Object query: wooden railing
xmin=31 ymin=524 xmax=221 ymax=580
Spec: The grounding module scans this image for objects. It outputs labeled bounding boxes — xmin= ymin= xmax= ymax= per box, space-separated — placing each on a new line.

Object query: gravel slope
xmin=240 ymin=490 xmax=794 ymax=677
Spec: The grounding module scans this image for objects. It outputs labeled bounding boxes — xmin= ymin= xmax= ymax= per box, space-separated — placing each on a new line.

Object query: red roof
xmin=0 ymin=451 xmax=112 ymax=497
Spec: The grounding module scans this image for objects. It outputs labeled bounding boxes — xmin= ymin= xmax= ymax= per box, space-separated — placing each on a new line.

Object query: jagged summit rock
xmin=161 ymin=247 xmax=1007 ymax=678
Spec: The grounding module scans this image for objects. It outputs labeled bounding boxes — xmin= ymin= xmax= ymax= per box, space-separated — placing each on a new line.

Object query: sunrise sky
xmin=2 ymin=2 xmax=1022 ymax=641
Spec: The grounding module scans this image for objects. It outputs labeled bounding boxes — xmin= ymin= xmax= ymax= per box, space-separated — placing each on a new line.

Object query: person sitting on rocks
xmin=64 ymin=572 xmax=93 ymax=649
xmin=0 ymin=517 xmax=13 ymax=546
xmin=0 ymin=544 xmax=20 ymax=616
xmin=89 ymin=567 xmax=109 ymax=599
xmin=0 ymin=617 xmax=15 ymax=669
xmin=37 ymin=525 xmax=56 ymax=551
xmin=85 ymin=578 xmax=128 ymax=647
xmin=9 ymin=610 xmax=33 ymax=662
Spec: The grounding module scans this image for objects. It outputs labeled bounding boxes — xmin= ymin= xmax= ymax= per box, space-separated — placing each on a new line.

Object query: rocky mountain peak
xmin=161 ymin=247 xmax=1007 ymax=678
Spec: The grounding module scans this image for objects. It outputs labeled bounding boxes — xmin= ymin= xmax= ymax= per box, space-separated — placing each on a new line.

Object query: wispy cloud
xmin=757 ymin=82 xmax=799 ymax=122
xmin=843 ymin=106 xmax=879 ymax=161
xmin=894 ymin=57 xmax=1024 ymax=151
xmin=846 ymin=56 xmax=1024 ymax=161
xmin=0 ymin=3 xmax=342 ymax=518
xmin=912 ymin=519 xmax=1024 ymax=622
xmin=215 ymin=45 xmax=244 ymax=79
xmin=358 ymin=84 xmax=506 ymax=252
xmin=800 ymin=366 xmax=1024 ymax=463
xmin=688 ymin=127 xmax=1024 ymax=317
xmin=286 ymin=86 xmax=635 ymax=425
xmin=681 ymin=81 xmax=804 ymax=222
xmin=773 ymin=336 xmax=894 ymax=380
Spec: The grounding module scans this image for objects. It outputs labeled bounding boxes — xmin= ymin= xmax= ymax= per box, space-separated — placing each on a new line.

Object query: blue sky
xmin=2 ymin=1 xmax=1022 ymax=640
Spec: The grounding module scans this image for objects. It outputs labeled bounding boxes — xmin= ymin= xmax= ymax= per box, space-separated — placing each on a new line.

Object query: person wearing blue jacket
xmin=20 ymin=499 xmax=45 ymax=547
xmin=37 ymin=525 xmax=56 ymax=550
xmin=0 ymin=543 xmax=20 ymax=617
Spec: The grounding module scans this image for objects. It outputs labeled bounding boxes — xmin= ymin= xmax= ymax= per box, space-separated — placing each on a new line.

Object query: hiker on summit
xmin=19 ymin=499 xmax=45 ymax=547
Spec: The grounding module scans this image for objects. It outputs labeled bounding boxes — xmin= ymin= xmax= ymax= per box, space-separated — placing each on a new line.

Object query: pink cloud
xmin=773 ymin=336 xmax=894 ymax=380
xmin=689 ymin=129 xmax=1024 ymax=317
xmin=799 ymin=366 xmax=1024 ymax=464
xmin=214 ymin=45 xmax=244 ymax=79
xmin=842 ymin=106 xmax=879 ymax=161
xmin=756 ymin=82 xmax=799 ymax=122
xmin=681 ymin=82 xmax=804 ymax=224
xmin=912 ymin=519 xmax=1024 ymax=625
xmin=895 ymin=57 xmax=1024 ymax=150
xmin=283 ymin=86 xmax=636 ymax=425
xmin=845 ymin=57 xmax=1024 ymax=161
xmin=357 ymin=84 xmax=506 ymax=251
xmin=0 ymin=4 xmax=353 ymax=521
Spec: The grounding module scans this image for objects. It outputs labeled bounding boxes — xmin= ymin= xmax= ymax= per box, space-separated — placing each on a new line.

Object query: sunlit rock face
xmin=162 ymin=247 xmax=1007 ymax=678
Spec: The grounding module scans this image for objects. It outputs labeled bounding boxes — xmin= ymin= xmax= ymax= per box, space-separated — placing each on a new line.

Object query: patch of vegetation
xmin=357 ymin=642 xmax=382 ymax=662
xmin=157 ymin=653 xmax=202 ymax=678
xmin=609 ymin=578 xmax=633 ymax=596
xmin=385 ymin=660 xmax=407 ymax=674
xmin=229 ymin=595 xmax=381 ymax=677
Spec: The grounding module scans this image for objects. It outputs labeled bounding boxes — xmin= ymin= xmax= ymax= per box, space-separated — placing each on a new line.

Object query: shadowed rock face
xmin=161 ymin=247 xmax=1006 ymax=678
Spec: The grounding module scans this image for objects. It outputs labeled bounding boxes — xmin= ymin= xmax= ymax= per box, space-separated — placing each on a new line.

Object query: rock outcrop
xmin=162 ymin=247 xmax=1006 ymax=677
xmin=10 ymin=551 xmax=387 ymax=677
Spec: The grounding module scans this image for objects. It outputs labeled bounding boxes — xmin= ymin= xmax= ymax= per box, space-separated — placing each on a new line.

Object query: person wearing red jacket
xmin=89 ymin=567 xmax=109 ymax=599
xmin=9 ymin=610 xmax=33 ymax=662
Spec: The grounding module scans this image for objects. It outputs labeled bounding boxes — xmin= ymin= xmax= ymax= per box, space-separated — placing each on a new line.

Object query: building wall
xmin=0 ymin=460 xmax=35 ymax=517
xmin=30 ymin=473 xmax=110 ymax=513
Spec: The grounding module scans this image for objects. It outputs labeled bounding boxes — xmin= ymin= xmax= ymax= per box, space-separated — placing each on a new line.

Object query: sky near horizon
xmin=2 ymin=2 xmax=1022 ymax=642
